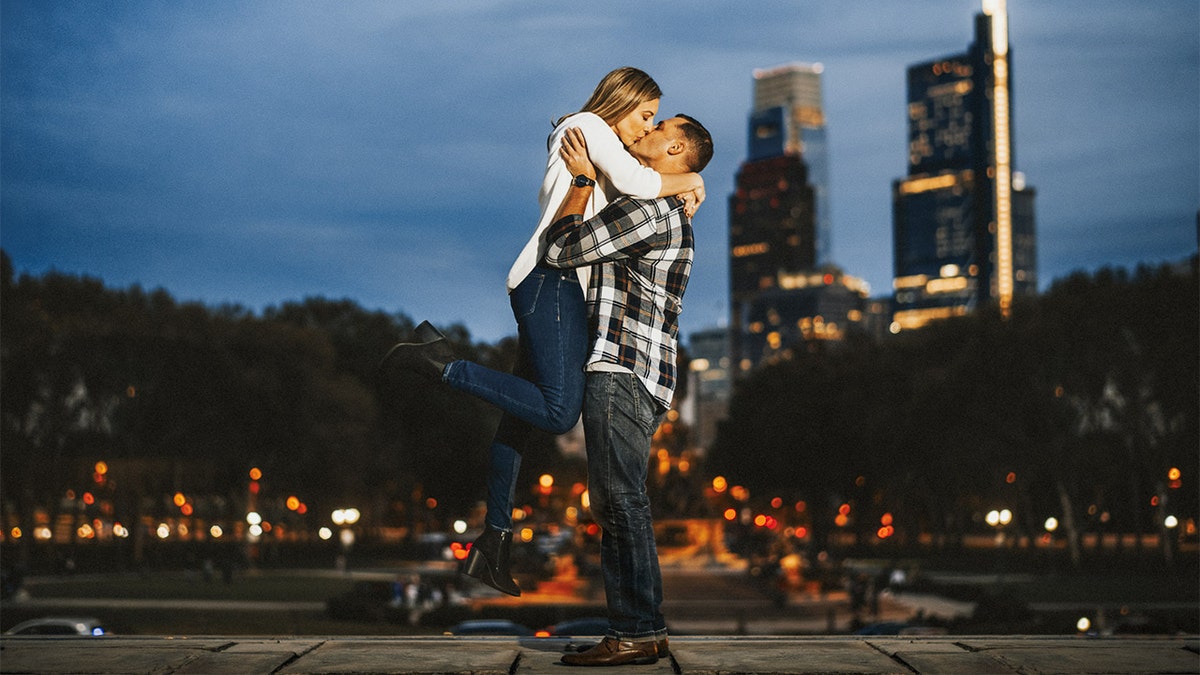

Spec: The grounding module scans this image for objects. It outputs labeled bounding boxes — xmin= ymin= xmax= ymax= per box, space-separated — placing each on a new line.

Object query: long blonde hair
xmin=556 ymin=67 xmax=662 ymax=127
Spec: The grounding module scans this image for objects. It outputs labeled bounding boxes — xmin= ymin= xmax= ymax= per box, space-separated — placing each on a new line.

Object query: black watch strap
xmin=573 ymin=174 xmax=596 ymax=188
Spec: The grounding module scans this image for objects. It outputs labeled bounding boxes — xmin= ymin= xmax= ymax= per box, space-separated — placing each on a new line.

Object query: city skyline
xmin=2 ymin=1 xmax=1197 ymax=344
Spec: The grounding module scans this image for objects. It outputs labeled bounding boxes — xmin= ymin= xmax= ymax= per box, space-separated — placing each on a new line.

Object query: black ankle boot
xmin=412 ymin=320 xmax=444 ymax=344
xmin=463 ymin=526 xmax=521 ymax=597
xmin=378 ymin=325 xmax=455 ymax=381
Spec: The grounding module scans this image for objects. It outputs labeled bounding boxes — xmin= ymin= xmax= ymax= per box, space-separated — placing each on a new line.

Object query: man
xmin=542 ymin=115 xmax=713 ymax=667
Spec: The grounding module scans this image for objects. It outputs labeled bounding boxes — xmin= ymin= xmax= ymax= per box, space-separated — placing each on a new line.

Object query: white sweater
xmin=506 ymin=112 xmax=663 ymax=292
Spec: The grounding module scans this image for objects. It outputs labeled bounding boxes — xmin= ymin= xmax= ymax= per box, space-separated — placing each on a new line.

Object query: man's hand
xmin=560 ymin=127 xmax=596 ymax=181
xmin=679 ymin=182 xmax=705 ymax=218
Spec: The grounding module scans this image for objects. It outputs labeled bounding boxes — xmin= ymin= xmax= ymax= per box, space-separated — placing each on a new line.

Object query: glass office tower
xmin=891 ymin=0 xmax=1036 ymax=330
xmin=749 ymin=63 xmax=832 ymax=267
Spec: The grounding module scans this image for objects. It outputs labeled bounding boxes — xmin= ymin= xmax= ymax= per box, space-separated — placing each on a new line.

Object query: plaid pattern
xmin=543 ymin=195 xmax=693 ymax=411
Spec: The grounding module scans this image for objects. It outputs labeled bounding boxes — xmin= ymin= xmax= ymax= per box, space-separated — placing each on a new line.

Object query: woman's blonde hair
xmin=557 ymin=67 xmax=662 ymax=127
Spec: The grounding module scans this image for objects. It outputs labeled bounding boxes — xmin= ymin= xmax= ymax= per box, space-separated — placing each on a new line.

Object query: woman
xmin=384 ymin=67 xmax=704 ymax=596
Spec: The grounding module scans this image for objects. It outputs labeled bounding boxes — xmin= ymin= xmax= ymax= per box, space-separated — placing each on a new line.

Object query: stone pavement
xmin=1 ymin=635 xmax=1197 ymax=674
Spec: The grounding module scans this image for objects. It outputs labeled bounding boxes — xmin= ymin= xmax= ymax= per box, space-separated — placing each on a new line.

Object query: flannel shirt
xmin=542 ymin=195 xmax=693 ymax=411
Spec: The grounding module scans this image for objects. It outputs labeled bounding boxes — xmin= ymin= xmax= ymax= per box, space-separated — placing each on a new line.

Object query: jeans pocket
xmin=511 ymin=272 xmax=546 ymax=320
xmin=624 ymin=375 xmax=660 ymax=436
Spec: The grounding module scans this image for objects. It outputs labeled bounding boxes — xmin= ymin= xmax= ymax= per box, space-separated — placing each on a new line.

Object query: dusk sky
xmin=3 ymin=1 xmax=1197 ymax=343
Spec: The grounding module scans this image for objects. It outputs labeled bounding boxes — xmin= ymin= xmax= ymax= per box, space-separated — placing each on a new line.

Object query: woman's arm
xmin=658 ymin=173 xmax=703 ymax=197
xmin=568 ymin=114 xmax=661 ymax=199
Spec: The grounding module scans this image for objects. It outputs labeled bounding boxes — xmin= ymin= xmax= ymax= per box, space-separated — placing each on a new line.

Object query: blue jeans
xmin=583 ymin=372 xmax=667 ymax=642
xmin=442 ymin=265 xmax=588 ymax=531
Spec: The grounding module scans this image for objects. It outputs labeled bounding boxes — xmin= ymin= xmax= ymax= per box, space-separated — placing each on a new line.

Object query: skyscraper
xmin=729 ymin=63 xmax=861 ymax=371
xmin=891 ymin=0 xmax=1036 ymax=330
xmin=750 ymin=62 xmax=832 ymax=267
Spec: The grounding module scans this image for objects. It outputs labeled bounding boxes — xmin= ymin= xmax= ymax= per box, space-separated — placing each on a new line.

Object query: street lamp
xmin=330 ymin=508 xmax=360 ymax=573
xmin=985 ymin=509 xmax=1012 ymax=527
xmin=986 ymin=508 xmax=1013 ymax=546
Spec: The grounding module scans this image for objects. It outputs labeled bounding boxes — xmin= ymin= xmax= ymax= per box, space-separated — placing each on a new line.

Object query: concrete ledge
xmin=1 ymin=635 xmax=1197 ymax=674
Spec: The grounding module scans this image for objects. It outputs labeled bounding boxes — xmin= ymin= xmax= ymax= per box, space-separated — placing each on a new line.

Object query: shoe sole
xmin=377 ymin=322 xmax=451 ymax=376
xmin=561 ymin=654 xmax=658 ymax=666
xmin=463 ymin=548 xmax=521 ymax=597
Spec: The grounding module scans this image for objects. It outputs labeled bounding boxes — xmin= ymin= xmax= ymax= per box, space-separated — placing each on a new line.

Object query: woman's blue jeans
xmin=442 ymin=265 xmax=588 ymax=531
xmin=583 ymin=372 xmax=667 ymax=642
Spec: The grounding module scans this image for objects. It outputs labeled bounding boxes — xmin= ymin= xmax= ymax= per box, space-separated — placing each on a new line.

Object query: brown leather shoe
xmin=561 ymin=636 xmax=658 ymax=666
xmin=572 ymin=637 xmax=668 ymax=658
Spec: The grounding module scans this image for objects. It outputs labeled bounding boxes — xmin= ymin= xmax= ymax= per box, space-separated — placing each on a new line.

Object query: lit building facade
xmin=743 ymin=269 xmax=870 ymax=366
xmin=891 ymin=0 xmax=1036 ymax=330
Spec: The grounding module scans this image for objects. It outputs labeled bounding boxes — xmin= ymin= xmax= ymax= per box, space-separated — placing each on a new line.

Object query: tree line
xmin=708 ymin=257 xmax=1198 ymax=564
xmin=2 ymin=248 xmax=1195 ymax=567
xmin=0 ymin=250 xmax=571 ymax=548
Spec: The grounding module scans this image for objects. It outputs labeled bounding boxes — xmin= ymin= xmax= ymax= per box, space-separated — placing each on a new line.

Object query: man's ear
xmin=666 ymin=139 xmax=685 ymax=157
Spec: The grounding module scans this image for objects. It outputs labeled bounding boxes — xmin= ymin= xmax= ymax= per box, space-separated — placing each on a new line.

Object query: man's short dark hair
xmin=675 ymin=114 xmax=714 ymax=173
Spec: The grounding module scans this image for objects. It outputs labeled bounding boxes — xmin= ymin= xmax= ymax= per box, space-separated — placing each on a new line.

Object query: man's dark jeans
xmin=583 ymin=372 xmax=667 ymax=642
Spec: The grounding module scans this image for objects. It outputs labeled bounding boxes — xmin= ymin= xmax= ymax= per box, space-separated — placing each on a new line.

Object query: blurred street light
xmin=985 ymin=509 xmax=1012 ymax=527
xmin=331 ymin=508 xmax=360 ymax=526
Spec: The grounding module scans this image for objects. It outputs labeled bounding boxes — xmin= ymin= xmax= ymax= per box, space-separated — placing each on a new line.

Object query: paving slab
xmin=279 ymin=637 xmax=518 ymax=675
xmin=0 ymin=637 xmax=237 ymax=674
xmin=953 ymin=637 xmax=1200 ymax=675
xmin=670 ymin=637 xmax=911 ymax=674
xmin=174 ymin=639 xmax=326 ymax=675
xmin=867 ymin=638 xmax=1018 ymax=673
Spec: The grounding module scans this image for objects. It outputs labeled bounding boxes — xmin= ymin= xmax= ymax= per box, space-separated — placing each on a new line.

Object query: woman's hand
xmin=560 ymin=127 xmax=597 ymax=181
xmin=679 ymin=181 xmax=705 ymax=218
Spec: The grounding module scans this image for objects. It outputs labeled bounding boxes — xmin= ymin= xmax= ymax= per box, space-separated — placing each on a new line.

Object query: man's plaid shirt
xmin=543 ymin=195 xmax=693 ymax=412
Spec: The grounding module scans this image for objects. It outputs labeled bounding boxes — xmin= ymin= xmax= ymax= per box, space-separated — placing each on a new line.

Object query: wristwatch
xmin=572 ymin=174 xmax=596 ymax=188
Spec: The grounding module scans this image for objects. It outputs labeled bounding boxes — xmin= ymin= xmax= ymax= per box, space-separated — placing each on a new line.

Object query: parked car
xmin=445 ymin=619 xmax=532 ymax=636
xmin=5 ymin=617 xmax=107 ymax=636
